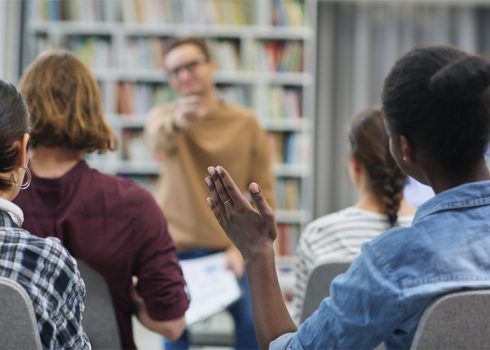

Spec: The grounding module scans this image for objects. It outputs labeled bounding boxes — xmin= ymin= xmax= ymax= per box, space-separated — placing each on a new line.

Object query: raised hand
xmin=173 ymin=95 xmax=208 ymax=129
xmin=205 ymin=166 xmax=277 ymax=260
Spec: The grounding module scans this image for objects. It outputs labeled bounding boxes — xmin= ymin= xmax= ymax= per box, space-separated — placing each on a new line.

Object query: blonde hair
xmin=19 ymin=49 xmax=117 ymax=152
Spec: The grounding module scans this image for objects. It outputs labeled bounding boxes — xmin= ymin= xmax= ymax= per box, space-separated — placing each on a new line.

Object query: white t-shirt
xmin=292 ymin=206 xmax=413 ymax=323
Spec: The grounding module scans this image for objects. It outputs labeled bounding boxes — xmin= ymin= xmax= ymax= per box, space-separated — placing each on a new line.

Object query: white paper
xmin=180 ymin=252 xmax=241 ymax=325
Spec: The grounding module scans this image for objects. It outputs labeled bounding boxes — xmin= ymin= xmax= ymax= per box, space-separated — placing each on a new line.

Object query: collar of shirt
xmin=413 ymin=180 xmax=490 ymax=224
xmin=0 ymin=197 xmax=24 ymax=226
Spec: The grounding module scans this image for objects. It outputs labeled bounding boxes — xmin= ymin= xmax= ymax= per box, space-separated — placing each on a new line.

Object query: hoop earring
xmin=20 ymin=166 xmax=31 ymax=190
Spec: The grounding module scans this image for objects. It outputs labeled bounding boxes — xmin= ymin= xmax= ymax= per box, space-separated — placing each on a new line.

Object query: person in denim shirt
xmin=204 ymin=44 xmax=490 ymax=350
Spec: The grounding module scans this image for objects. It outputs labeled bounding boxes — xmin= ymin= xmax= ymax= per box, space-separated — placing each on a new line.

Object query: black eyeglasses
xmin=167 ymin=58 xmax=208 ymax=78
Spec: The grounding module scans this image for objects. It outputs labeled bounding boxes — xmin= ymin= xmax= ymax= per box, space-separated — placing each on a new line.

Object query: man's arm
xmin=132 ymin=190 xmax=190 ymax=338
xmin=130 ymin=282 xmax=185 ymax=339
xmin=145 ymin=105 xmax=181 ymax=155
xmin=205 ymin=166 xmax=296 ymax=348
xmin=145 ymin=96 xmax=208 ymax=155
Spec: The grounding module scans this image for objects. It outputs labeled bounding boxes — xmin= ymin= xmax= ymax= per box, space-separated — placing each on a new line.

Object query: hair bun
xmin=429 ymin=56 xmax=490 ymax=101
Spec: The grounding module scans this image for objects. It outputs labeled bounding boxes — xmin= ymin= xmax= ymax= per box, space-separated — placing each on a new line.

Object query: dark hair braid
xmin=349 ymin=108 xmax=407 ymax=227
xmin=369 ymin=157 xmax=407 ymax=227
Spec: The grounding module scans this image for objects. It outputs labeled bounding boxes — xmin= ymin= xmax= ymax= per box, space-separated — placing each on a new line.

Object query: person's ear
xmin=17 ymin=133 xmax=30 ymax=167
xmin=347 ymin=155 xmax=362 ymax=187
xmin=400 ymin=135 xmax=415 ymax=163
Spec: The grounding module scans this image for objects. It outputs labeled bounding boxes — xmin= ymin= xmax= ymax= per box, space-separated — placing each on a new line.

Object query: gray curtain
xmin=0 ymin=1 xmax=22 ymax=83
xmin=314 ymin=2 xmax=488 ymax=217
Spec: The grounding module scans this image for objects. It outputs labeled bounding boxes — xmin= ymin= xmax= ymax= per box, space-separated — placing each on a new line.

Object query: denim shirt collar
xmin=414 ymin=180 xmax=490 ymax=223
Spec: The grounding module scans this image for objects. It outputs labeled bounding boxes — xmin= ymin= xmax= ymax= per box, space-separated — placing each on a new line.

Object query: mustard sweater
xmin=146 ymin=100 xmax=275 ymax=251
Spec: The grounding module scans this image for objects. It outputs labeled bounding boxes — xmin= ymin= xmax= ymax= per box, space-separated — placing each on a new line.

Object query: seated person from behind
xmin=14 ymin=50 xmax=189 ymax=349
xmin=205 ymin=45 xmax=490 ymax=349
xmin=293 ymin=107 xmax=415 ymax=322
xmin=0 ymin=80 xmax=90 ymax=349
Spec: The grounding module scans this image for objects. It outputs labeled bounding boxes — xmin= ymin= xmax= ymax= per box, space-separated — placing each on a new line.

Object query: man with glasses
xmin=145 ymin=37 xmax=275 ymax=350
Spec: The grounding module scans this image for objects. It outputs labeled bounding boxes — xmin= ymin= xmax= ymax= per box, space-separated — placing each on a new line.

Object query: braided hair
xmin=349 ymin=108 xmax=407 ymax=227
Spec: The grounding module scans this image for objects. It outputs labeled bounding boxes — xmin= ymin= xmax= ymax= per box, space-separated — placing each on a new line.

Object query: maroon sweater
xmin=14 ymin=161 xmax=189 ymax=349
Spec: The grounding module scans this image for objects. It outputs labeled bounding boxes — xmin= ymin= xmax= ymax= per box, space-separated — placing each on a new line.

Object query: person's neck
xmin=354 ymin=190 xmax=415 ymax=217
xmin=425 ymin=158 xmax=490 ymax=194
xmin=354 ymin=192 xmax=384 ymax=214
xmin=30 ymin=147 xmax=84 ymax=179
xmin=0 ymin=187 xmax=19 ymax=202
xmin=196 ymin=89 xmax=220 ymax=113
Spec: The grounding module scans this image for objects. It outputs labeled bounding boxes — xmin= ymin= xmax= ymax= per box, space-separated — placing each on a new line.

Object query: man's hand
xmin=205 ymin=166 xmax=277 ymax=261
xmin=129 ymin=276 xmax=186 ymax=340
xmin=173 ymin=95 xmax=208 ymax=129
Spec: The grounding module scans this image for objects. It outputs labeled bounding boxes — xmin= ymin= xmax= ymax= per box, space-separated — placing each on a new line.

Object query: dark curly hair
xmin=382 ymin=45 xmax=490 ymax=173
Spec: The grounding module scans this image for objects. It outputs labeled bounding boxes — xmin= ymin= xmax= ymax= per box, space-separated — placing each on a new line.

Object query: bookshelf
xmin=24 ymin=0 xmax=317 ymax=293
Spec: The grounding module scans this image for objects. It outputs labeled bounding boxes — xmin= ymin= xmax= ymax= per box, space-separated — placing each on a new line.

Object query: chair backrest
xmin=76 ymin=260 xmax=122 ymax=349
xmin=411 ymin=290 xmax=490 ymax=350
xmin=300 ymin=260 xmax=351 ymax=323
xmin=0 ymin=277 xmax=42 ymax=350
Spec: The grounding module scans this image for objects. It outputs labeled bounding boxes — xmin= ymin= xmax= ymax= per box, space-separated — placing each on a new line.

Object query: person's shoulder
xmin=221 ymin=101 xmax=258 ymax=121
xmin=304 ymin=207 xmax=366 ymax=231
xmin=85 ymin=168 xmax=152 ymax=207
xmin=301 ymin=207 xmax=360 ymax=241
xmin=398 ymin=214 xmax=414 ymax=227
xmin=18 ymin=229 xmax=76 ymax=268
xmin=363 ymin=223 xmax=416 ymax=264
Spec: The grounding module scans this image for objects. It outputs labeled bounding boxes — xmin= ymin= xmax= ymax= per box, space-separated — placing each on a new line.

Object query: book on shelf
xmin=268 ymin=132 xmax=309 ymax=165
xmin=121 ymin=129 xmax=154 ymax=163
xmin=124 ymin=37 xmax=170 ymax=70
xmin=275 ymin=224 xmax=301 ymax=256
xmin=217 ymin=85 xmax=250 ymax=107
xmin=276 ymin=178 xmax=300 ymax=211
xmin=67 ymin=36 xmax=111 ymax=69
xmin=268 ymin=86 xmax=302 ymax=119
xmin=284 ymin=133 xmax=309 ymax=164
xmin=30 ymin=0 xmax=109 ymax=22
xmin=116 ymin=82 xmax=176 ymax=115
xmin=210 ymin=39 xmax=241 ymax=71
xmin=254 ymin=40 xmax=304 ymax=72
xmin=26 ymin=1 xmax=315 ymax=252
xmin=268 ymin=133 xmax=285 ymax=164
xmin=187 ymin=0 xmax=256 ymax=26
xmin=272 ymin=0 xmax=308 ymax=27
xmin=117 ymin=82 xmax=135 ymax=115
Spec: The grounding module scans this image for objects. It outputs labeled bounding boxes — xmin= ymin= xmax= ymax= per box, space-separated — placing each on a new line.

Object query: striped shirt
xmin=292 ymin=206 xmax=413 ymax=323
xmin=0 ymin=201 xmax=91 ymax=349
